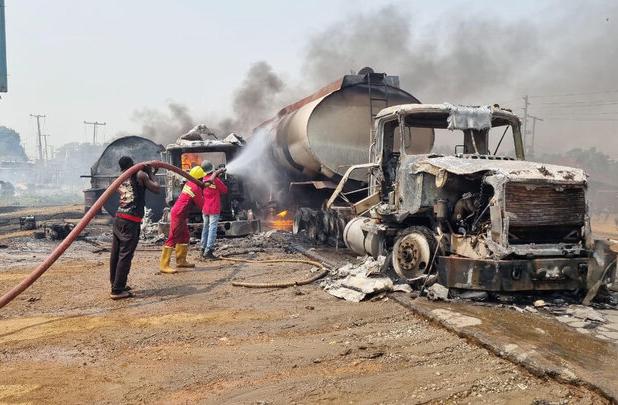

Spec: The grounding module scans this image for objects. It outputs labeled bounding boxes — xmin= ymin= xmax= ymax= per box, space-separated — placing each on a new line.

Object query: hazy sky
xmin=1 ymin=0 xmax=616 ymax=158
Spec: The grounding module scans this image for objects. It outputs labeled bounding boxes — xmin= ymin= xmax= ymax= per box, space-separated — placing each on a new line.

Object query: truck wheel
xmin=392 ymin=227 xmax=437 ymax=280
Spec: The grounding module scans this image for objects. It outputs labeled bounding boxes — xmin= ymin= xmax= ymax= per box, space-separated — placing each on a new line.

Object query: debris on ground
xmin=450 ymin=289 xmax=488 ymax=301
xmin=321 ymin=256 xmax=411 ymax=302
xmin=140 ymin=208 xmax=164 ymax=242
xmin=534 ymin=299 xmax=546 ymax=308
xmin=44 ymin=223 xmax=75 ymax=240
xmin=19 ymin=215 xmax=36 ymax=230
xmin=215 ymin=230 xmax=300 ymax=256
xmin=566 ymin=305 xmax=607 ymax=322
xmin=426 ymin=283 xmax=450 ymax=301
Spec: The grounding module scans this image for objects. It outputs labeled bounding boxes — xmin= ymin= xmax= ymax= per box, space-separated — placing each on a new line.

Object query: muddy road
xmin=0 ymin=234 xmax=609 ymax=404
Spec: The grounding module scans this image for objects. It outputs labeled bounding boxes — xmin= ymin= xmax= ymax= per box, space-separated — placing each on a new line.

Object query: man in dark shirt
xmin=109 ymin=156 xmax=160 ymax=299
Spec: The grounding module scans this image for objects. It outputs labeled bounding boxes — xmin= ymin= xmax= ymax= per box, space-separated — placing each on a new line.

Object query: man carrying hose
xmin=110 ymin=156 xmax=160 ymax=300
xmin=201 ymin=160 xmax=227 ymax=259
xmin=160 ymin=165 xmax=205 ymax=273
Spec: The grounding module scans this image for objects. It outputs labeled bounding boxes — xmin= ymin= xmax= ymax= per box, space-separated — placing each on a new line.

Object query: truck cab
xmin=332 ymin=103 xmax=615 ymax=293
xmin=162 ymin=134 xmax=260 ymax=237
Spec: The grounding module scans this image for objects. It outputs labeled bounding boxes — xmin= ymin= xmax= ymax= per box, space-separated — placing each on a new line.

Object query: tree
xmin=0 ymin=126 xmax=28 ymax=162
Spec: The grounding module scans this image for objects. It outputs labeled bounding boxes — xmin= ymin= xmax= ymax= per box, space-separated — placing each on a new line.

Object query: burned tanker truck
xmin=160 ymin=126 xmax=260 ymax=237
xmin=328 ymin=103 xmax=616 ymax=292
xmin=252 ymin=68 xmax=615 ymax=293
xmin=84 ymin=128 xmax=260 ymax=237
xmin=252 ymin=67 xmax=424 ymax=239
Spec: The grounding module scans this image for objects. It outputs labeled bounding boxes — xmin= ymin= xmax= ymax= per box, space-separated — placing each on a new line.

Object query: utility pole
xmin=528 ymin=115 xmax=543 ymax=158
xmin=30 ymin=114 xmax=46 ymax=161
xmin=42 ymin=134 xmax=51 ymax=161
xmin=521 ymin=95 xmax=530 ymax=152
xmin=83 ymin=121 xmax=106 ymax=144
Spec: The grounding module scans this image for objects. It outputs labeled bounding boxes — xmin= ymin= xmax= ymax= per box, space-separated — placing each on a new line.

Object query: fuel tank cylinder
xmin=343 ymin=216 xmax=382 ymax=257
xmin=254 ymin=69 xmax=434 ymax=182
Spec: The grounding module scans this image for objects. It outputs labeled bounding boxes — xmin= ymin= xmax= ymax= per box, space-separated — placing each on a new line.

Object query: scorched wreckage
xmin=328 ymin=103 xmax=606 ymax=292
xmin=85 ymin=68 xmax=615 ymax=295
xmin=251 ymin=68 xmax=614 ymax=294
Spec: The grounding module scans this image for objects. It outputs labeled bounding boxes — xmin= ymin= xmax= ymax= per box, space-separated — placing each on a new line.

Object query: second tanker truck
xmin=251 ymin=67 xmax=434 ymax=241
xmin=248 ymin=68 xmax=615 ymax=296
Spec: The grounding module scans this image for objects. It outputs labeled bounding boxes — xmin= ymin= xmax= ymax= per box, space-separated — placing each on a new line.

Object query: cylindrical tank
xmin=84 ymin=136 xmax=166 ymax=220
xmin=255 ymin=69 xmax=434 ymax=182
xmin=343 ymin=216 xmax=382 ymax=257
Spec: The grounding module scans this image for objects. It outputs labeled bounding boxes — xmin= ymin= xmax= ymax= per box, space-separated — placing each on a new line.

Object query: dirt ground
xmin=0 ymin=235 xmax=608 ymax=404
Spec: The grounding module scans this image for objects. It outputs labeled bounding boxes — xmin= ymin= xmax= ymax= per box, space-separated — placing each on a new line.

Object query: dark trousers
xmin=110 ymin=217 xmax=141 ymax=293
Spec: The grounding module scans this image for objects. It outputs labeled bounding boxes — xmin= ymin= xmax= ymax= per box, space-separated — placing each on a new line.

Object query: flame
xmin=181 ymin=153 xmax=202 ymax=171
xmin=267 ymin=210 xmax=293 ymax=231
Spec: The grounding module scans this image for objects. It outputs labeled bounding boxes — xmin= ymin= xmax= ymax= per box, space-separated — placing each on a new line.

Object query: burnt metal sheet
xmin=437 ymin=256 xmax=588 ymax=291
xmin=376 ymin=103 xmax=520 ymax=125
xmin=412 ymin=155 xmax=587 ymax=184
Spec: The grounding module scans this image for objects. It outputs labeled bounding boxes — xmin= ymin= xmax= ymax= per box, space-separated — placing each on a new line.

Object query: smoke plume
xmin=132 ymin=102 xmax=195 ymax=145
xmin=131 ymin=3 xmax=617 ymax=157
xmin=219 ymin=61 xmax=285 ymax=135
xmin=299 ymin=3 xmax=618 ymax=155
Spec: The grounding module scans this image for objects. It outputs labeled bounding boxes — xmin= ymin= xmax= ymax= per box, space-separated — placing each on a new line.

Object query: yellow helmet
xmin=189 ymin=165 xmax=205 ymax=180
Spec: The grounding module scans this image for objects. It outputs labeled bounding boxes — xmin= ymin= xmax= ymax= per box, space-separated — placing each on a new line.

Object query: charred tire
xmin=391 ymin=226 xmax=437 ymax=280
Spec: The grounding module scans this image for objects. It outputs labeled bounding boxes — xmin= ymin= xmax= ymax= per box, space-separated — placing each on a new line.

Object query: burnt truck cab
xmin=161 ymin=134 xmax=260 ymax=237
xmin=331 ymin=103 xmax=615 ymax=292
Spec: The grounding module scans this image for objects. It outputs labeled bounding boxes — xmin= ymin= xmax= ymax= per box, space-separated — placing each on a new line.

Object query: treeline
xmin=536 ymin=148 xmax=618 ymax=186
xmin=0 ymin=126 xmax=28 ymax=162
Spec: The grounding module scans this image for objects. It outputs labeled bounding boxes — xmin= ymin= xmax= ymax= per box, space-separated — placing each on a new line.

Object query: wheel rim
xmin=392 ymin=233 xmax=431 ymax=279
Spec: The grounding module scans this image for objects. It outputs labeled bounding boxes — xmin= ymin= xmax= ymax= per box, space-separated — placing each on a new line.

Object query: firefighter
xmin=201 ymin=160 xmax=227 ymax=259
xmin=160 ymin=165 xmax=205 ymax=273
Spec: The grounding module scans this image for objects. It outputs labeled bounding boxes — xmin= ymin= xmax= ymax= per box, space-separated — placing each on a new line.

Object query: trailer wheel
xmin=392 ymin=227 xmax=437 ymax=280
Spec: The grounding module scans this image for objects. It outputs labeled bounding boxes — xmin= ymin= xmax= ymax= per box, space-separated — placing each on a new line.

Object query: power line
xmin=542 ymin=117 xmax=618 ymax=121
xmin=528 ymin=89 xmax=618 ymax=98
xmin=83 ymin=121 xmax=106 ymax=144
xmin=538 ymin=112 xmax=618 ymax=117
xmin=533 ymin=100 xmax=618 ymax=107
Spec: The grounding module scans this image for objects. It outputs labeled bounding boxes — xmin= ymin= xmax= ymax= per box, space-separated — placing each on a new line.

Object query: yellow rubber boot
xmin=159 ymin=246 xmax=177 ymax=274
xmin=175 ymin=244 xmax=195 ymax=268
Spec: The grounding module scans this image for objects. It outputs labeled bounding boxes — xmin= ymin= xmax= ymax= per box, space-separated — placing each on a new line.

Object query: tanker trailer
xmin=251 ymin=68 xmax=434 ymax=241
xmin=82 ymin=136 xmax=166 ymax=220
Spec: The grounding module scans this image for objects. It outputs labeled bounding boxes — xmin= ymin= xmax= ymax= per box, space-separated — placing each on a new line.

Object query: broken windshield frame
xmin=397 ymin=111 xmax=525 ymax=160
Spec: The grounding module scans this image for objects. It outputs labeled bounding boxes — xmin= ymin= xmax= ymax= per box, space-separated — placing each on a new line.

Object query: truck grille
xmin=505 ymin=183 xmax=586 ymax=244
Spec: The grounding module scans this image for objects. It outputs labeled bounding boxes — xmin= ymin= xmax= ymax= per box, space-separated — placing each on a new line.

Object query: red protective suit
xmin=165 ymin=181 xmax=203 ymax=247
xmin=202 ymin=176 xmax=228 ymax=215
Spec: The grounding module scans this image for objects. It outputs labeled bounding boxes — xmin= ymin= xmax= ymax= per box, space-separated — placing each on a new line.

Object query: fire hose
xmin=223 ymin=257 xmax=330 ymax=288
xmin=0 ymin=160 xmax=209 ymax=310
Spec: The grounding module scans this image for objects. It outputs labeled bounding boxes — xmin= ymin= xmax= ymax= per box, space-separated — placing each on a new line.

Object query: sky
xmin=0 ymin=0 xmax=617 ymax=158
